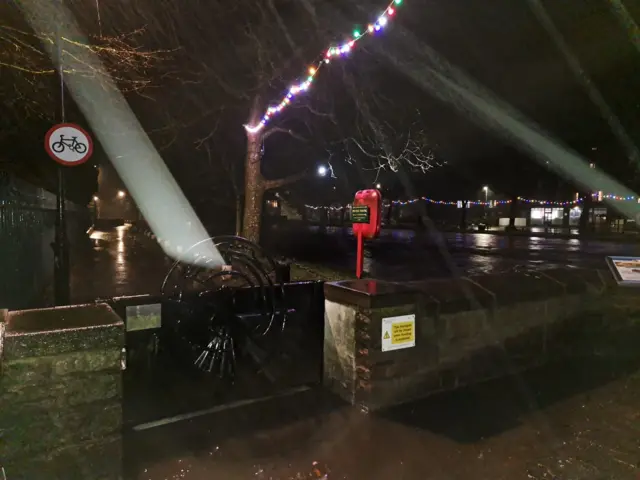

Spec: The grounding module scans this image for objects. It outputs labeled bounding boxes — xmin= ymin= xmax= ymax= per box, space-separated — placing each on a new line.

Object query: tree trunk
xmin=460 ymin=201 xmax=467 ymax=231
xmin=241 ymin=133 xmax=264 ymax=244
xmin=239 ymin=116 xmax=309 ymax=244
xmin=235 ymin=195 xmax=243 ymax=236
xmin=508 ymin=195 xmax=518 ymax=231
xmin=579 ymin=195 xmax=592 ymax=234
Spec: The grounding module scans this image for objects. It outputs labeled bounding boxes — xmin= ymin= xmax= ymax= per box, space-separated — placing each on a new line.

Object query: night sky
xmin=1 ymin=0 xmax=639 ymax=208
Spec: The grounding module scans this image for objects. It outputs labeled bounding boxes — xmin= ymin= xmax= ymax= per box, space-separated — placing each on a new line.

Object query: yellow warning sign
xmin=391 ymin=321 xmax=415 ymax=344
xmin=381 ymin=314 xmax=416 ymax=352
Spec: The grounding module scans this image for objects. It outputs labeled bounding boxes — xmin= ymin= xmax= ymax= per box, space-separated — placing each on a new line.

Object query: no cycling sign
xmin=45 ymin=123 xmax=94 ymax=166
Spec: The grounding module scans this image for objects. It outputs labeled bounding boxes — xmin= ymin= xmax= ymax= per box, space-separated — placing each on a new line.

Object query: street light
xmin=482 ymin=186 xmax=489 ymax=220
xmin=317 ymin=165 xmax=327 ymax=177
xmin=376 ymin=183 xmax=382 ymax=189
xmin=117 ymin=190 xmax=126 ymax=198
xmin=93 ymin=195 xmax=99 ymax=202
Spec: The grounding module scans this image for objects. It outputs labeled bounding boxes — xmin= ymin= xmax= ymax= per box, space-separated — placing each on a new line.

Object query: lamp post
xmin=92 ymin=196 xmax=99 ymax=224
xmin=483 ymin=186 xmax=489 ymax=219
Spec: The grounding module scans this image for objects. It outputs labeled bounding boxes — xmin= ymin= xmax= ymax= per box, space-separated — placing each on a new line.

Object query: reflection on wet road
xmin=73 ymin=228 xmax=640 ymax=479
xmin=72 ymin=226 xmax=640 ymax=300
xmin=133 ymin=351 xmax=640 ymax=480
xmin=71 ymin=225 xmax=169 ymax=302
xmin=326 ymin=226 xmax=640 ymax=256
xmin=272 ymin=227 xmax=640 ymax=282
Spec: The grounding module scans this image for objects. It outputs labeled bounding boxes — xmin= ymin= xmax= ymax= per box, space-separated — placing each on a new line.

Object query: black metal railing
xmin=0 ymin=173 xmax=90 ymax=310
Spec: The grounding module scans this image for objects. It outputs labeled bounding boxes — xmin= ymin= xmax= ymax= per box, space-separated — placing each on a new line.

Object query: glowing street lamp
xmin=317 ymin=165 xmax=328 ymax=177
xmin=482 ymin=186 xmax=489 ymax=216
xmin=117 ymin=190 xmax=126 ymax=198
xmin=376 ymin=183 xmax=382 ymax=189
xmin=93 ymin=195 xmax=99 ymax=202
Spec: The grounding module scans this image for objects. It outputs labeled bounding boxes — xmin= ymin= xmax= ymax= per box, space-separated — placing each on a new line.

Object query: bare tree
xmin=3 ymin=0 xmax=442 ymax=243
xmin=331 ymin=67 xmax=443 ymax=176
xmin=344 ymin=119 xmax=443 ymax=174
xmin=0 ymin=1 xmax=168 ymax=137
xmin=112 ymin=0 xmax=341 ymax=243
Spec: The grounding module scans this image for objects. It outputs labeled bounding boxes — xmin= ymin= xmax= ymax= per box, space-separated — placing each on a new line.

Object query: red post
xmin=356 ymin=231 xmax=364 ymax=279
xmin=352 ymin=189 xmax=381 ymax=279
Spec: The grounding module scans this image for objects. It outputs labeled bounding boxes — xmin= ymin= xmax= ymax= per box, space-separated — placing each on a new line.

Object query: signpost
xmin=352 ymin=189 xmax=382 ymax=279
xmin=45 ymin=123 xmax=94 ymax=305
xmin=45 ymin=123 xmax=93 ymax=166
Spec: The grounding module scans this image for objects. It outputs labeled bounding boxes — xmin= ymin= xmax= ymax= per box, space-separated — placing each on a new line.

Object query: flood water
xmin=68 ymin=227 xmax=640 ymax=479
xmin=267 ymin=226 xmax=639 ymax=282
xmin=70 ymin=225 xmax=640 ymax=301
xmin=128 ymin=326 xmax=640 ymax=480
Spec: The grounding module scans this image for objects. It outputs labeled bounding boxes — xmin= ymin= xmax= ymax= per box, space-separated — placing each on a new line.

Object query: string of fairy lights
xmin=591 ymin=192 xmax=636 ymax=201
xmin=304 ymin=194 xmax=638 ymax=211
xmin=245 ymin=0 xmax=404 ymax=133
xmin=242 ymin=2 xmax=640 ymax=207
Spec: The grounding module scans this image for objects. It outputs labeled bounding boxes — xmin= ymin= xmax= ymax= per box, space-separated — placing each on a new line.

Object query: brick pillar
xmin=323 ymin=279 xmax=434 ymax=412
xmin=0 ymin=304 xmax=125 ymax=479
xmin=322 ymin=270 xmax=609 ymax=414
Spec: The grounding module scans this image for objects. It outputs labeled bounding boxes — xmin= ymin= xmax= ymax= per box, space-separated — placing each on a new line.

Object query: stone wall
xmin=323 ymin=268 xmax=611 ymax=412
xmin=0 ymin=304 xmax=125 ymax=479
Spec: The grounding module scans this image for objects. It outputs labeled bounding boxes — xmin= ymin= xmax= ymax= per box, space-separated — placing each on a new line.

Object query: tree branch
xmin=264 ymin=169 xmax=309 ymax=190
xmin=263 ymin=126 xmax=307 ymax=142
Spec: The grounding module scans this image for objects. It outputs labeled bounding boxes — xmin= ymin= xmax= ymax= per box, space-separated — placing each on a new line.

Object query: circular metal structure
xmin=160 ymin=236 xmax=289 ymax=379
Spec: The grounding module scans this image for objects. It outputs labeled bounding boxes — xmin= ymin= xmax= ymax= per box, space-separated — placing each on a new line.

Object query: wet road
xmin=69 ymin=228 xmax=640 ymax=479
xmin=315 ymin=226 xmax=640 ymax=256
xmin=71 ymin=225 xmax=170 ymax=303
xmin=270 ymin=227 xmax=640 ymax=281
xmin=70 ymin=226 xmax=640 ymax=301
xmin=130 ymin=327 xmax=640 ymax=480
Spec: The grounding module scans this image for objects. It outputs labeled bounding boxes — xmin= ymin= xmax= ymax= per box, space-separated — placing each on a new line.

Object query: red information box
xmin=352 ymin=189 xmax=382 ymax=278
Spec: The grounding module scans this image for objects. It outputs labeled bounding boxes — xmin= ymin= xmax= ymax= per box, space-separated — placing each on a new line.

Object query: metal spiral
xmin=160 ymin=236 xmax=290 ymax=380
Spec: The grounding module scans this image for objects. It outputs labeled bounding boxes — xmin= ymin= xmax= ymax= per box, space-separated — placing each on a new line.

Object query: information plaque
xmin=606 ymin=256 xmax=640 ymax=286
xmin=351 ymin=205 xmax=370 ymax=224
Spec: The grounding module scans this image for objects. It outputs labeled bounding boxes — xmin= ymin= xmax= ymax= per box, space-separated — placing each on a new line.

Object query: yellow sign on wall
xmin=381 ymin=314 xmax=416 ymax=352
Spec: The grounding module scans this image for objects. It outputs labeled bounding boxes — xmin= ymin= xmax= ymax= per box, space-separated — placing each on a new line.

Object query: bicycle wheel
xmin=74 ymin=142 xmax=87 ymax=154
xmin=52 ymin=142 xmax=65 ymax=153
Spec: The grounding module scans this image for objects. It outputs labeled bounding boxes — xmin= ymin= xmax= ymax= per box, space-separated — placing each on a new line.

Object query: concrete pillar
xmin=322 ymin=269 xmax=609 ymax=413
xmin=0 ymin=304 xmax=125 ymax=479
xmin=323 ymin=279 xmax=427 ymax=412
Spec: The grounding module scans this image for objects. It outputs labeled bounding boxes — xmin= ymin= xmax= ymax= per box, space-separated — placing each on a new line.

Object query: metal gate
xmin=105 ymin=237 xmax=325 ymax=430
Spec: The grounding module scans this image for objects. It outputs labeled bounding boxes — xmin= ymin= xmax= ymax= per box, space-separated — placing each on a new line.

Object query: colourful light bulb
xmin=245 ymin=0 xmax=407 ymax=133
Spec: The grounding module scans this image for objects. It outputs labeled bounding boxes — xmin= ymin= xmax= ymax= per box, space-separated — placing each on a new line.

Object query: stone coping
xmin=324 ymin=279 xmax=419 ymax=309
xmin=2 ymin=304 xmax=124 ymax=359
xmin=324 ymin=268 xmax=610 ymax=312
